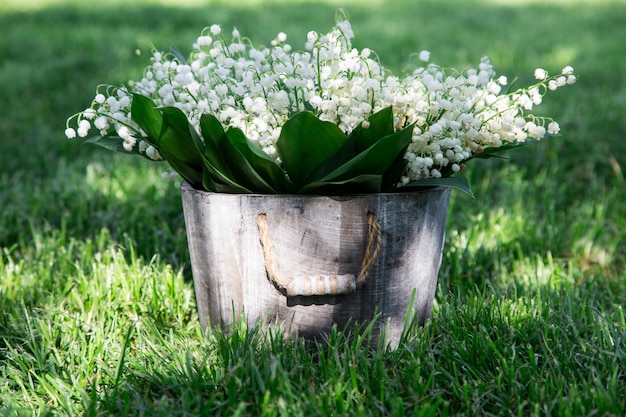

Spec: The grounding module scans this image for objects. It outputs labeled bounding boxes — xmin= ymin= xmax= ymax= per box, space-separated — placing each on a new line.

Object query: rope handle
xmin=257 ymin=212 xmax=382 ymax=297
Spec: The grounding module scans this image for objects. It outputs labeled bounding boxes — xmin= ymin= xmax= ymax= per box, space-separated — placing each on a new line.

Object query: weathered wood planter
xmin=181 ymin=181 xmax=450 ymax=347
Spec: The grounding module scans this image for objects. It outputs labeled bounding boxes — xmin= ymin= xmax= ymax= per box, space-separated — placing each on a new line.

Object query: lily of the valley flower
xmin=66 ymin=19 xmax=575 ymax=184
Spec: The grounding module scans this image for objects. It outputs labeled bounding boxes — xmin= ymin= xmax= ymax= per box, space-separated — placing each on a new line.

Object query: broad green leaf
xmin=130 ymin=95 xmax=203 ymax=187
xmin=166 ymin=158 xmax=203 ymax=189
xmin=202 ymin=167 xmax=217 ymax=192
xmin=302 ymin=138 xmax=356 ymax=184
xmin=160 ymin=106 xmax=205 ymax=155
xmin=198 ymin=114 xmax=254 ymax=193
xmin=206 ymin=169 xmax=252 ymax=193
xmin=348 ymin=107 xmax=395 ymax=153
xmin=199 ymin=152 xmax=252 ymax=193
xmin=131 ymin=94 xmax=203 ymax=164
xmin=202 ymin=165 xmax=250 ymax=193
xmin=130 ymin=94 xmax=164 ymax=143
xmin=159 ymin=106 xmax=205 ymax=166
xmin=402 ymin=176 xmax=474 ymax=198
xmin=312 ymin=125 xmax=413 ymax=185
xmin=219 ymin=129 xmax=279 ymax=193
xmin=226 ymin=128 xmax=294 ymax=193
xmin=298 ymin=174 xmax=383 ymax=195
xmin=199 ymin=114 xmax=235 ymax=178
xmin=213 ymin=181 xmax=251 ymax=193
xmin=276 ymin=111 xmax=346 ymax=188
xmin=381 ymin=151 xmax=408 ymax=192
xmin=303 ymin=108 xmax=396 ymax=184
xmin=304 ymin=139 xmax=357 ymax=184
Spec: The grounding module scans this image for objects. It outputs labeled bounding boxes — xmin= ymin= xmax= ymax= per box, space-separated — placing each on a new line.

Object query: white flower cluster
xmin=66 ymin=20 xmax=575 ymax=183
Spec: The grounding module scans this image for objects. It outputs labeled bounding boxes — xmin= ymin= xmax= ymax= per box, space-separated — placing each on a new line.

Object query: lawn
xmin=1 ymin=0 xmax=625 ymax=415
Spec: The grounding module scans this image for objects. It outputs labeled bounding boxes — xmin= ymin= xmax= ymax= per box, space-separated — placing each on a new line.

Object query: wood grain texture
xmin=181 ymin=182 xmax=451 ymax=347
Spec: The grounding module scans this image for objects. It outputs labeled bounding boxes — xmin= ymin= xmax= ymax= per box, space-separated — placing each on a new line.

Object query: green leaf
xmin=299 ymin=174 xmax=383 ymax=195
xmin=311 ymin=125 xmax=413 ymax=186
xmin=348 ymin=107 xmax=395 ymax=153
xmin=130 ymin=94 xmax=203 ymax=187
xmin=201 ymin=167 xmax=217 ymax=192
xmin=226 ymin=128 xmax=294 ymax=194
xmin=130 ymin=94 xmax=165 ymax=143
xmin=198 ymin=114 xmax=253 ymax=194
xmin=302 ymin=138 xmax=356 ymax=185
xmin=381 ymin=151 xmax=408 ymax=191
xmin=198 ymin=113 xmax=233 ymax=177
xmin=165 ymin=157 xmax=203 ymax=190
xmin=159 ymin=106 xmax=205 ymax=165
xmin=161 ymin=107 xmax=205 ymax=155
xmin=303 ymin=107 xmax=396 ymax=184
xmin=219 ymin=129 xmax=280 ymax=193
xmin=276 ymin=112 xmax=347 ymax=188
xmin=200 ymin=157 xmax=252 ymax=193
xmin=402 ymin=176 xmax=474 ymax=198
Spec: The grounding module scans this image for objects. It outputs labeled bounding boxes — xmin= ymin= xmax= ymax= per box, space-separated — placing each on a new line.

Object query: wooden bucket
xmin=181 ymin=181 xmax=450 ymax=347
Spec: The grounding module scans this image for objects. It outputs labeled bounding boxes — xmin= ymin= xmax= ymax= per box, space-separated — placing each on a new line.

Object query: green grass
xmin=1 ymin=0 xmax=625 ymax=415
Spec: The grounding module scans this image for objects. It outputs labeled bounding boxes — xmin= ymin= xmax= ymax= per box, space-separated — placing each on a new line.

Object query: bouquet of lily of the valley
xmin=65 ymin=14 xmax=576 ymax=196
